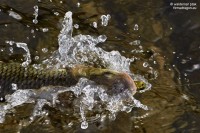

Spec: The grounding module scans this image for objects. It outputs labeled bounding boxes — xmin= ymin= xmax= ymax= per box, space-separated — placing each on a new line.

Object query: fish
xmin=0 ymin=61 xmax=138 ymax=101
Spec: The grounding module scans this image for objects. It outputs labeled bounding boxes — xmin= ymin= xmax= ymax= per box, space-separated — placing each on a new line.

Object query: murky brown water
xmin=0 ymin=0 xmax=200 ymax=132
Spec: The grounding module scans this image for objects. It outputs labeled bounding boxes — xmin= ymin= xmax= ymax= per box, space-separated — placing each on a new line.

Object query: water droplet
xmin=34 ymin=56 xmax=39 ymax=60
xmin=5 ymin=40 xmax=14 ymax=45
xmin=54 ymin=12 xmax=59 ymax=16
xmin=33 ymin=5 xmax=39 ymax=24
xmin=31 ymin=29 xmax=34 ymax=34
xmin=74 ymin=24 xmax=79 ymax=29
xmin=0 ymin=97 xmax=4 ymax=101
xmin=193 ymin=64 xmax=200 ymax=70
xmin=33 ymin=19 xmax=38 ymax=24
xmin=101 ymin=14 xmax=111 ymax=26
xmin=8 ymin=10 xmax=22 ymax=20
xmin=77 ymin=2 xmax=80 ymax=7
xmin=41 ymin=28 xmax=49 ymax=32
xmin=9 ymin=47 xmax=13 ymax=53
xmin=134 ymin=24 xmax=139 ymax=30
xmin=139 ymin=45 xmax=143 ymax=49
xmin=181 ymin=59 xmax=187 ymax=64
xmin=109 ymin=113 xmax=116 ymax=120
xmin=81 ymin=121 xmax=88 ymax=129
xmin=11 ymin=83 xmax=18 ymax=91
xmin=68 ymin=122 xmax=73 ymax=127
xmin=129 ymin=40 xmax=140 ymax=45
xmin=98 ymin=35 xmax=107 ymax=42
xmin=93 ymin=22 xmax=97 ymax=28
xmin=143 ymin=62 xmax=149 ymax=67
xmin=123 ymin=106 xmax=132 ymax=113
xmin=42 ymin=48 xmax=48 ymax=53
xmin=182 ymin=94 xmax=189 ymax=100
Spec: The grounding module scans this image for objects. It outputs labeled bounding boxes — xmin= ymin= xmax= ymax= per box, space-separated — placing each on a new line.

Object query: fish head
xmin=89 ymin=69 xmax=137 ymax=95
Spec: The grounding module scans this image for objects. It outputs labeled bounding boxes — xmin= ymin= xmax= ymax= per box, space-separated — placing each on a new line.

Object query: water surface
xmin=0 ymin=0 xmax=200 ymax=132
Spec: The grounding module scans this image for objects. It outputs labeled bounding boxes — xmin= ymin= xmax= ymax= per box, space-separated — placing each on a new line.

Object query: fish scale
xmin=0 ymin=62 xmax=78 ymax=99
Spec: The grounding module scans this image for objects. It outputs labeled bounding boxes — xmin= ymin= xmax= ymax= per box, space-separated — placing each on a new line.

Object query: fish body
xmin=0 ymin=62 xmax=77 ymax=99
xmin=0 ymin=61 xmax=137 ymax=101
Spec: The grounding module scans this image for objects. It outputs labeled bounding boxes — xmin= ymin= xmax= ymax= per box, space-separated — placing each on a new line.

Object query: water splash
xmin=0 ymin=11 xmax=151 ymax=129
xmin=101 ymin=14 xmax=111 ymax=26
xmin=5 ymin=41 xmax=31 ymax=67
xmin=44 ymin=11 xmax=131 ymax=72
xmin=16 ymin=42 xmax=31 ymax=67
xmin=0 ymin=90 xmax=35 ymax=123
xmin=58 ymin=11 xmax=73 ymax=62
xmin=0 ymin=78 xmax=148 ymax=128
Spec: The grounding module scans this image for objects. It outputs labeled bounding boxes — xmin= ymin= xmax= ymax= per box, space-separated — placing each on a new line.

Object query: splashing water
xmin=16 ymin=42 xmax=31 ymax=67
xmin=5 ymin=41 xmax=31 ymax=67
xmin=101 ymin=14 xmax=111 ymax=26
xmin=44 ymin=11 xmax=131 ymax=72
xmin=0 ymin=78 xmax=148 ymax=128
xmin=0 ymin=11 xmax=151 ymax=129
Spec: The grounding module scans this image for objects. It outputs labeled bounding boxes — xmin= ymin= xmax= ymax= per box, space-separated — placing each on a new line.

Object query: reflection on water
xmin=0 ymin=0 xmax=200 ymax=132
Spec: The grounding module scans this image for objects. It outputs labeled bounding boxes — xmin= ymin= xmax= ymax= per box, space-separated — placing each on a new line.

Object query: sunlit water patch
xmin=0 ymin=11 xmax=151 ymax=129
